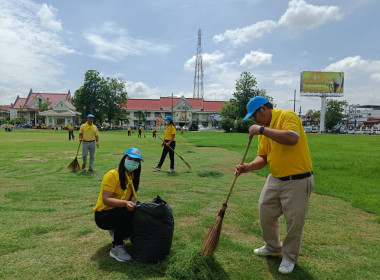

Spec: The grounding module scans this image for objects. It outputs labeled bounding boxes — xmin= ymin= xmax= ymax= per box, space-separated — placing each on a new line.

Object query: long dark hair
xmin=166 ymin=119 xmax=175 ymax=127
xmin=118 ymin=154 xmax=141 ymax=191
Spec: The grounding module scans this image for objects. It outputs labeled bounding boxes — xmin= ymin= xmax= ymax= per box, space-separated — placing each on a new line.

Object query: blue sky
xmin=1 ymin=0 xmax=379 ymax=112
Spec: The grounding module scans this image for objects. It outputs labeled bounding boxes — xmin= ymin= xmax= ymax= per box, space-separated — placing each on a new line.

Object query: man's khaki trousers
xmin=258 ymin=173 xmax=314 ymax=263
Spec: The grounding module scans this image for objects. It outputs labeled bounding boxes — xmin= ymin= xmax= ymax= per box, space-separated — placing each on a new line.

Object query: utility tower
xmin=193 ymin=28 xmax=204 ymax=99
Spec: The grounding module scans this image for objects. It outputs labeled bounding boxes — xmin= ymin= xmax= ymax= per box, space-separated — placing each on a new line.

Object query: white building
xmin=10 ymin=89 xmax=80 ymax=127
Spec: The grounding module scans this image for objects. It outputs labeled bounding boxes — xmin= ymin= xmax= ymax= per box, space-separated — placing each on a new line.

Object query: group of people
xmin=86 ymin=97 xmax=313 ymax=275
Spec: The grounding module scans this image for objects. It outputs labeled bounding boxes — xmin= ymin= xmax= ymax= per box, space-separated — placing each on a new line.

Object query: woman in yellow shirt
xmin=93 ymin=147 xmax=143 ymax=262
xmin=153 ymin=116 xmax=176 ymax=172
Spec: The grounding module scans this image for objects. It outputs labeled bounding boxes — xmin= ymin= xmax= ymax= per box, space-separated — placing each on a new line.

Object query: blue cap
xmin=243 ymin=96 xmax=269 ymax=121
xmin=163 ymin=116 xmax=173 ymax=121
xmin=124 ymin=147 xmax=143 ymax=161
xmin=87 ymin=114 xmax=95 ymax=119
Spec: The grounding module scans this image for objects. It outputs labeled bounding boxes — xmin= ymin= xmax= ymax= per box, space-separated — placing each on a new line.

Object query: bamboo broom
xmin=201 ymin=136 xmax=253 ymax=256
xmin=67 ymin=141 xmax=82 ymax=171
xmin=155 ymin=134 xmax=192 ymax=169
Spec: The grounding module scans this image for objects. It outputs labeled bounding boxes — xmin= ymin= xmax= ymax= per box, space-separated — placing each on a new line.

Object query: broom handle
xmin=75 ymin=141 xmax=82 ymax=157
xmin=224 ymin=136 xmax=253 ymax=204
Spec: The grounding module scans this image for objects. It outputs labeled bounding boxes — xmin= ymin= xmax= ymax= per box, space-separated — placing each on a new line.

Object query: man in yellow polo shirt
xmin=79 ymin=114 xmax=99 ymax=171
xmin=67 ymin=122 xmax=74 ymax=141
xmin=235 ymin=96 xmax=313 ymax=274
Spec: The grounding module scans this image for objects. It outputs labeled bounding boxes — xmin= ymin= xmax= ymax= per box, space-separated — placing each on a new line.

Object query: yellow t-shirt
xmin=153 ymin=126 xmax=156 ymax=131
xmin=128 ymin=127 xmax=131 ymax=131
xmin=257 ymin=108 xmax=312 ymax=178
xmin=139 ymin=126 xmax=143 ymax=131
xmin=79 ymin=122 xmax=99 ymax=141
xmin=93 ymin=169 xmax=135 ymax=212
xmin=68 ymin=125 xmax=74 ymax=130
xmin=164 ymin=124 xmax=176 ymax=141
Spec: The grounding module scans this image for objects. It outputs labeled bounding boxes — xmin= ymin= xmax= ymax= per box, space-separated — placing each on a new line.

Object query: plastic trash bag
xmin=131 ymin=195 xmax=174 ymax=263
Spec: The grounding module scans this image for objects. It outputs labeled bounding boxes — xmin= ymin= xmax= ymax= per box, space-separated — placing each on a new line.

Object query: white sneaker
xmin=153 ymin=166 xmax=161 ymax=171
xmin=109 ymin=245 xmax=131 ymax=262
xmin=279 ymin=258 xmax=295 ymax=274
xmin=254 ymin=245 xmax=281 ymax=256
xmin=168 ymin=168 xmax=175 ymax=173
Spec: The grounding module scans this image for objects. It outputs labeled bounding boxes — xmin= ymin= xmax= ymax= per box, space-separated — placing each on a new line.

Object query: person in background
xmin=152 ymin=125 xmax=157 ymax=138
xmin=68 ymin=122 xmax=75 ymax=141
xmin=138 ymin=125 xmax=142 ymax=138
xmin=128 ymin=126 xmax=131 ymax=136
xmin=79 ymin=114 xmax=99 ymax=172
xmin=153 ymin=116 xmax=176 ymax=172
xmin=180 ymin=126 xmax=184 ymax=135
xmin=235 ymin=96 xmax=314 ymax=274
xmin=93 ymin=147 xmax=143 ymax=262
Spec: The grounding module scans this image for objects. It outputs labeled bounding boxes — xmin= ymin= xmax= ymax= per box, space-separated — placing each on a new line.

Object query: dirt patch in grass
xmin=16 ymin=157 xmax=49 ymax=162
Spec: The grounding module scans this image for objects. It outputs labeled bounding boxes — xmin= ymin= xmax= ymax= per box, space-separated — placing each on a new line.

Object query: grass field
xmin=0 ymin=129 xmax=379 ymax=280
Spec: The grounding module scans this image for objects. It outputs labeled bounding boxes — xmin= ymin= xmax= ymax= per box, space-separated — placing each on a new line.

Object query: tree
xmin=74 ymin=70 xmax=129 ymax=123
xmin=135 ymin=110 xmax=146 ymax=125
xmin=232 ymin=72 xmax=274 ymax=118
xmin=102 ymin=77 xmax=128 ymax=124
xmin=220 ymin=71 xmax=273 ymax=132
xmin=325 ymin=99 xmax=346 ymax=130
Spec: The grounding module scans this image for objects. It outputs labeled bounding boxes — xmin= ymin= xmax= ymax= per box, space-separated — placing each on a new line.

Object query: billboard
xmin=300 ymin=71 xmax=344 ymax=95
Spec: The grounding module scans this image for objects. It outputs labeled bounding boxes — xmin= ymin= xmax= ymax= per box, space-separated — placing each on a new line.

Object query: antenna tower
xmin=193 ymin=28 xmax=204 ymax=98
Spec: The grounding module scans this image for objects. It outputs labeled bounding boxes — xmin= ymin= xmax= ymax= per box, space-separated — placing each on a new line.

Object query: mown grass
xmin=0 ymin=129 xmax=379 ymax=280
xmin=182 ymin=132 xmax=380 ymax=222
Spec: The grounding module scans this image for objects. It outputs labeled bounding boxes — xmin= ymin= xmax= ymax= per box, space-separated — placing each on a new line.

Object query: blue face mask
xmin=124 ymin=159 xmax=139 ymax=171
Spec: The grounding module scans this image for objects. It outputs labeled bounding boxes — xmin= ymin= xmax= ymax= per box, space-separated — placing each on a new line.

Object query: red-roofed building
xmin=10 ymin=89 xmax=80 ymax=127
xmin=123 ymin=96 xmax=225 ymax=128
xmin=0 ymin=105 xmax=11 ymax=121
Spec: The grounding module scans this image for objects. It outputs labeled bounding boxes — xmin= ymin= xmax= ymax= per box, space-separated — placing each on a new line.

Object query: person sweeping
xmin=235 ymin=96 xmax=314 ymax=274
xmin=93 ymin=147 xmax=143 ymax=262
xmin=79 ymin=114 xmax=99 ymax=171
xmin=153 ymin=116 xmax=176 ymax=172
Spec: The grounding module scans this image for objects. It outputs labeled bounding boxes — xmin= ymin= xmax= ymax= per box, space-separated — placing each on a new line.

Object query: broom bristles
xmin=67 ymin=157 xmax=80 ymax=171
xmin=201 ymin=215 xmax=224 ymax=256
xmin=201 ymin=204 xmax=227 ymax=257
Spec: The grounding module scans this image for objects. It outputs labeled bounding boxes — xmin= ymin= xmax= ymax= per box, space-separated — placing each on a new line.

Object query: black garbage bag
xmin=130 ymin=195 xmax=174 ymax=263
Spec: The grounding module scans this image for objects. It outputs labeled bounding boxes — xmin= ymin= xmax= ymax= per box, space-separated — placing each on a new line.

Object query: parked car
xmin=198 ymin=125 xmax=207 ymax=131
xmin=311 ymin=126 xmax=319 ymax=133
xmin=340 ymin=126 xmax=348 ymax=134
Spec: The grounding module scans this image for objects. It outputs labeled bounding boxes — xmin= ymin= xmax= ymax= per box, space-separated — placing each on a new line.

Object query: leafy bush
xmin=234 ymin=118 xmax=254 ymax=133
xmin=220 ymin=117 xmax=234 ymax=132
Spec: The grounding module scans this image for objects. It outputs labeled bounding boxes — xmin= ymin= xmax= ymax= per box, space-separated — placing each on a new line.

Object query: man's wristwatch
xmin=259 ymin=126 xmax=265 ymax=134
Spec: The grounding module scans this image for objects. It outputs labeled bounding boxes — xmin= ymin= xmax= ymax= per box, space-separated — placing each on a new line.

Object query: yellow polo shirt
xmin=93 ymin=169 xmax=134 ymax=212
xmin=79 ymin=122 xmax=99 ymax=141
xmin=68 ymin=124 xmax=74 ymax=130
xmin=257 ymin=108 xmax=312 ymax=178
xmin=164 ymin=124 xmax=176 ymax=141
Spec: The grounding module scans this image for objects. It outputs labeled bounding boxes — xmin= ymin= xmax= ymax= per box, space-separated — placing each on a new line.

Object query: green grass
xmin=0 ymin=129 xmax=379 ymax=280
xmin=182 ymin=132 xmax=380 ymax=222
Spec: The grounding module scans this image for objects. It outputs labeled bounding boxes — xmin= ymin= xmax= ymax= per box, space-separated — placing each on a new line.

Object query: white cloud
xmin=0 ymin=0 xmax=75 ymax=104
xmin=124 ymin=81 xmax=162 ymax=99
xmin=278 ymin=0 xmax=342 ymax=30
xmin=323 ymin=56 xmax=380 ymax=72
xmin=370 ymin=73 xmax=380 ymax=82
xmin=84 ymin=22 xmax=172 ymax=61
xmin=214 ymin=0 xmax=343 ymax=46
xmin=240 ymin=51 xmax=273 ymax=68
xmin=184 ymin=51 xmax=232 ymax=72
xmin=213 ymin=20 xmax=278 ymax=46
xmin=37 ymin=3 xmax=62 ymax=31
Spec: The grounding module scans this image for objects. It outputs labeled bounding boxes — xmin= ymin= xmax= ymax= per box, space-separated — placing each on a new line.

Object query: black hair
xmin=118 ymin=154 xmax=141 ymax=192
xmin=263 ymin=102 xmax=273 ymax=109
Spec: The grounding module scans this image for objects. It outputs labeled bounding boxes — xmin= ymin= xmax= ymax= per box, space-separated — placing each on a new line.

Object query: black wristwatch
xmin=259 ymin=126 xmax=265 ymax=134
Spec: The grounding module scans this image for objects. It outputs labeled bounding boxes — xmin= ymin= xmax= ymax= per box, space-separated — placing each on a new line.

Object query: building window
xmin=146 ymin=112 xmax=150 ymax=117
xmin=165 ymin=113 xmax=171 ymax=117
xmin=134 ymin=112 xmax=139 ymax=117
xmin=155 ymin=112 xmax=161 ymax=117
